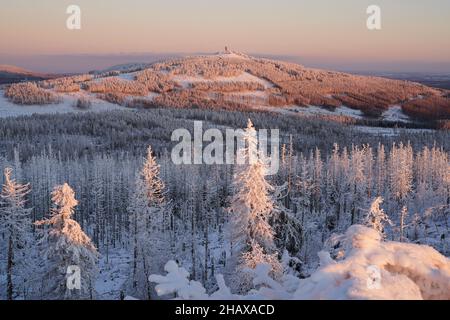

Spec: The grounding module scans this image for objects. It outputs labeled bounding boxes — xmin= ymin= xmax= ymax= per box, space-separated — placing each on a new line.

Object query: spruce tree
xmin=36 ymin=183 xmax=98 ymax=299
xmin=228 ymin=119 xmax=281 ymax=292
xmin=0 ymin=168 xmax=32 ymax=300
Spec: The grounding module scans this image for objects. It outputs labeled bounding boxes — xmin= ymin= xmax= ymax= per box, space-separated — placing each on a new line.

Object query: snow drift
xmin=295 ymin=225 xmax=450 ymax=300
xmin=150 ymin=225 xmax=450 ymax=300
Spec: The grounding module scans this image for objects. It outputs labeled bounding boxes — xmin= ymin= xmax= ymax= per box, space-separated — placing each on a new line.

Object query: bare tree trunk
xmin=7 ymin=235 xmax=14 ymax=300
xmin=141 ymin=248 xmax=151 ymax=300
xmin=132 ymin=216 xmax=138 ymax=289
xmin=203 ymin=224 xmax=209 ymax=285
xmin=191 ymin=209 xmax=196 ymax=280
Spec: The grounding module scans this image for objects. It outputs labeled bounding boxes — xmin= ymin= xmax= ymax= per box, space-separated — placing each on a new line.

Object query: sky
xmin=1 ymin=0 xmax=450 ymax=73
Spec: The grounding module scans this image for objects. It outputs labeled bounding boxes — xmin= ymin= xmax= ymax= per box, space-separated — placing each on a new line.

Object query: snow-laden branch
xmin=149 ymin=225 xmax=450 ymax=300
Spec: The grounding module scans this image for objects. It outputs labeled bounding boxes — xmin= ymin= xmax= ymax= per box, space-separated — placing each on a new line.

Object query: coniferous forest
xmin=1 ymin=108 xmax=449 ymax=300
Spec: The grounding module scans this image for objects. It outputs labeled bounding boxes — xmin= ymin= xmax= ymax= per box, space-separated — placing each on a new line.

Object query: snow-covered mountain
xmin=1 ymin=54 xmax=449 ymax=300
xmin=2 ymin=52 xmax=449 ymax=125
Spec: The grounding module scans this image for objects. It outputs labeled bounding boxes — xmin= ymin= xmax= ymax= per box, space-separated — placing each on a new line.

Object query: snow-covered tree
xmin=240 ymin=240 xmax=282 ymax=276
xmin=311 ymin=148 xmax=323 ymax=212
xmin=141 ymin=146 xmax=165 ymax=209
xmin=375 ymin=143 xmax=386 ymax=197
xmin=348 ymin=145 xmax=369 ymax=224
xmin=389 ymin=143 xmax=413 ymax=205
xmin=363 ymin=197 xmax=392 ymax=238
xmin=90 ymin=168 xmax=105 ymax=249
xmin=228 ymin=119 xmax=281 ymax=292
xmin=0 ymin=168 xmax=32 ymax=300
xmin=128 ymin=145 xmax=167 ymax=299
xmin=275 ymin=155 xmax=311 ymax=257
xmin=399 ymin=206 xmax=408 ymax=242
xmin=128 ymin=177 xmax=152 ymax=298
xmin=293 ymin=156 xmax=313 ymax=225
xmin=151 ymin=225 xmax=450 ymax=300
xmin=36 ymin=183 xmax=98 ymax=300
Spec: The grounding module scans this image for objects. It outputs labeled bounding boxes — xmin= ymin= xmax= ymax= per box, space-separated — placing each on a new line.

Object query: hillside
xmin=2 ymin=52 xmax=449 ymax=124
xmin=0 ymin=64 xmax=56 ymax=85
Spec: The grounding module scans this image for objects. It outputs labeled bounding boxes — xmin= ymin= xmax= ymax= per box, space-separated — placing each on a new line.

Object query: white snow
xmin=100 ymin=63 xmax=150 ymax=73
xmin=194 ymin=51 xmax=251 ymax=60
xmin=117 ymin=72 xmax=138 ymax=81
xmin=381 ymin=105 xmax=411 ymax=123
xmin=209 ymin=90 xmax=269 ymax=105
xmin=172 ymin=72 xmax=274 ymax=89
xmin=150 ymin=225 xmax=450 ymax=300
xmin=227 ymin=91 xmax=268 ymax=99
xmin=95 ymin=249 xmax=132 ymax=300
xmin=149 ymin=260 xmax=209 ymax=299
xmin=0 ymin=90 xmax=127 ymax=118
xmin=260 ymin=105 xmax=364 ymax=119
xmin=214 ymin=52 xmax=250 ymax=60
xmin=294 ymin=225 xmax=450 ymax=300
xmin=353 ymin=126 xmax=435 ymax=136
xmin=146 ymin=92 xmax=160 ymax=101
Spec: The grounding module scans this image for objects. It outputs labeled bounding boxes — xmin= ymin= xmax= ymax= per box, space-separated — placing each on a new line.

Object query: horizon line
xmin=1 ymin=51 xmax=450 ymax=75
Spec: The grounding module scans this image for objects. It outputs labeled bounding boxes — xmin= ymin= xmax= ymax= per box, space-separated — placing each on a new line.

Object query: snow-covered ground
xmin=260 ymin=105 xmax=364 ymax=119
xmin=208 ymin=90 xmax=269 ymax=105
xmin=146 ymin=92 xmax=160 ymax=101
xmin=117 ymin=72 xmax=138 ymax=81
xmin=0 ymin=90 xmax=127 ymax=118
xmin=172 ymin=72 xmax=274 ymax=89
xmin=353 ymin=125 xmax=435 ymax=136
xmin=196 ymin=50 xmax=251 ymax=60
xmin=258 ymin=104 xmax=438 ymax=136
xmin=381 ymin=105 xmax=411 ymax=123
xmin=215 ymin=51 xmax=251 ymax=60
xmin=260 ymin=104 xmax=414 ymax=125
xmin=100 ymin=63 xmax=150 ymax=73
xmin=95 ymin=249 xmax=132 ymax=300
xmin=150 ymin=225 xmax=450 ymax=300
xmin=294 ymin=225 xmax=450 ymax=300
xmin=226 ymin=90 xmax=268 ymax=99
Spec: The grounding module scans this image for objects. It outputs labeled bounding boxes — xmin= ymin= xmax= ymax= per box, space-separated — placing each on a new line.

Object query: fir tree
xmin=364 ymin=197 xmax=392 ymax=238
xmin=128 ymin=145 xmax=167 ymax=299
xmin=0 ymin=168 xmax=32 ymax=300
xmin=228 ymin=119 xmax=281 ymax=292
xmin=36 ymin=183 xmax=98 ymax=300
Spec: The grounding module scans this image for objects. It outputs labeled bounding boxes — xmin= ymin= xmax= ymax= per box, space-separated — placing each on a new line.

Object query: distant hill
xmin=3 ymin=52 xmax=449 ymax=123
xmin=352 ymin=71 xmax=450 ymax=90
xmin=0 ymin=65 xmax=57 ymax=84
xmin=93 ymin=62 xmax=152 ymax=74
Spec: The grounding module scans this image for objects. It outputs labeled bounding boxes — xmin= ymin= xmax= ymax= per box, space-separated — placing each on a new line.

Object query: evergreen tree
xmin=364 ymin=197 xmax=392 ymax=238
xmin=128 ymin=145 xmax=167 ymax=299
xmin=0 ymin=168 xmax=32 ymax=300
xmin=228 ymin=119 xmax=281 ymax=292
xmin=399 ymin=206 xmax=408 ymax=242
xmin=36 ymin=183 xmax=98 ymax=300
xmin=389 ymin=143 xmax=413 ymax=205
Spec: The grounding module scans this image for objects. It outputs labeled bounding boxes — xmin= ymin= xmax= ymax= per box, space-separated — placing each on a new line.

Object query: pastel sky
xmin=1 ymin=0 xmax=450 ymax=72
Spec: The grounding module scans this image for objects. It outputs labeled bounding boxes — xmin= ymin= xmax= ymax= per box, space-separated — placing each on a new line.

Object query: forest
xmin=0 ymin=107 xmax=449 ymax=299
